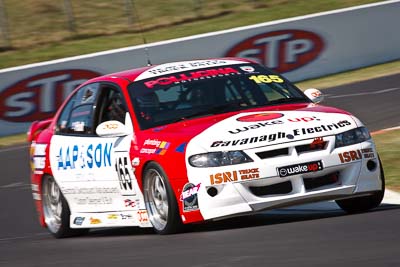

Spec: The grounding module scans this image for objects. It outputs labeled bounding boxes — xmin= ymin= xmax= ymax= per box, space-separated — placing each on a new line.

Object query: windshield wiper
xmin=173 ymin=102 xmax=248 ymax=122
xmin=267 ymin=97 xmax=308 ymax=105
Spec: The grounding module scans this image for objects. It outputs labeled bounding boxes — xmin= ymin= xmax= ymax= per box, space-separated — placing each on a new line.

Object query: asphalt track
xmin=0 ymin=74 xmax=399 ymax=267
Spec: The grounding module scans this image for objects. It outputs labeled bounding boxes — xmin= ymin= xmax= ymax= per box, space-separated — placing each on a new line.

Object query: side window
xmin=56 ymin=83 xmax=99 ymax=135
xmin=56 ymin=94 xmax=76 ymax=133
xmin=96 ymin=85 xmax=128 ymax=125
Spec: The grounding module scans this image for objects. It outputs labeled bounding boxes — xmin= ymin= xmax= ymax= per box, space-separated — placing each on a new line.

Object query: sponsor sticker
xmin=210 ymin=168 xmax=260 ymax=185
xmin=338 ymin=148 xmax=375 ymax=163
xmin=135 ymin=59 xmax=244 ymax=81
xmin=107 ymin=214 xmax=118 ymax=220
xmin=230 ymin=114 xmax=323 ymax=134
xmin=74 ymin=196 xmax=113 ymax=206
xmin=220 ymin=120 xmax=353 ymax=146
xmin=240 ymin=66 xmax=256 ymax=72
xmin=124 ymin=199 xmax=136 ymax=208
xmin=57 ymin=142 xmax=113 ymax=170
xmin=137 ymin=210 xmax=149 ymax=223
xmin=277 ymin=160 xmax=323 ymax=177
xmin=62 ymin=186 xmax=119 ymax=195
xmin=73 ymin=217 xmax=85 ymax=226
xmin=90 ymin=217 xmax=102 ymax=225
xmin=143 ymin=67 xmax=240 ymax=89
xmin=211 ymin=132 xmax=286 ymax=147
xmin=140 ymin=139 xmax=171 ymax=155
xmin=237 ymin=112 xmax=284 ymax=122
xmin=120 ymin=213 xmax=133 ymax=220
xmin=181 ymin=183 xmax=200 ymax=212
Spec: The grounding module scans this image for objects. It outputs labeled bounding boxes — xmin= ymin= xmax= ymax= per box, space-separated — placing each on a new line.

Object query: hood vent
xmin=256 ymin=147 xmax=289 ymax=159
xmin=295 ymin=141 xmax=327 ymax=154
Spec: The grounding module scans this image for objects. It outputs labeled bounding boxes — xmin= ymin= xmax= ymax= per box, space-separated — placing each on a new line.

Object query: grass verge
xmin=373 ymin=129 xmax=400 ymax=192
xmin=0 ymin=133 xmax=27 ymax=148
xmin=0 ymin=0 xmax=384 ymax=69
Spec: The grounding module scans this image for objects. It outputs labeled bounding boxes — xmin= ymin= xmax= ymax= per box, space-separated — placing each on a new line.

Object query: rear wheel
xmin=336 ymin=158 xmax=385 ymax=213
xmin=42 ymin=175 xmax=87 ymax=238
xmin=143 ymin=162 xmax=183 ymax=234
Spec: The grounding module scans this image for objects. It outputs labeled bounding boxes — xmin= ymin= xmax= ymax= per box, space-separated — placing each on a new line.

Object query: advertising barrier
xmin=1 ymin=0 xmax=399 ymax=136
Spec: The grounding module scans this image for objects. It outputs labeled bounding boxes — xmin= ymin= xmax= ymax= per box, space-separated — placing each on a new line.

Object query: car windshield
xmin=128 ymin=63 xmax=309 ymax=130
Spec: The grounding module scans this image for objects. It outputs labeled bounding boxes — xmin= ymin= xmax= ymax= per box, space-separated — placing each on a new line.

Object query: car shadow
xmin=188 ymin=203 xmax=400 ymax=234
xmin=82 ymin=203 xmax=400 ymax=237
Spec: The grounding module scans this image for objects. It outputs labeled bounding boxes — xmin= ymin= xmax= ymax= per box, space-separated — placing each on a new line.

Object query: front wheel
xmin=42 ymin=175 xmax=87 ymax=238
xmin=336 ymin=158 xmax=385 ymax=213
xmin=143 ymin=162 xmax=183 ymax=234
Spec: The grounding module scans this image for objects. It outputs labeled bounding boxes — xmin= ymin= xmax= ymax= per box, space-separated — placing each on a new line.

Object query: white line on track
xmin=326 ymin=87 xmax=400 ymax=98
xmin=269 ymin=190 xmax=400 ymax=214
xmin=382 ymin=189 xmax=400 ymax=205
xmin=0 ymin=233 xmax=48 ymax=242
xmin=0 ymin=144 xmax=29 ymax=153
xmin=0 ymin=182 xmax=30 ymax=189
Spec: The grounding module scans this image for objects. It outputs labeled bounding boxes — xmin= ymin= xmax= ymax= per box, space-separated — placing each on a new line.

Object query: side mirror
xmin=96 ymin=120 xmax=129 ymax=137
xmin=304 ymin=88 xmax=324 ymax=104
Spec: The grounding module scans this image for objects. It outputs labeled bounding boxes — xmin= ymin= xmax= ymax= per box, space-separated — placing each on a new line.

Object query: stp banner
xmin=1 ymin=0 xmax=400 ymax=136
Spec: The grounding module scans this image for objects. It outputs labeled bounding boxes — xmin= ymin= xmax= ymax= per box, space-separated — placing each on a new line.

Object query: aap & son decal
xmin=225 ymin=29 xmax=325 ymax=73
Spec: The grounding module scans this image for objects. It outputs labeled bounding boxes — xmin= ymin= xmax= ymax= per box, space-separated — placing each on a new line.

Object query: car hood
xmin=183 ymin=106 xmax=361 ymax=153
xmin=140 ymin=103 xmax=361 ymax=154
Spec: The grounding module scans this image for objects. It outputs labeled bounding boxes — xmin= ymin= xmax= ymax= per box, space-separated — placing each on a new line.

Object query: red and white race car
xmin=28 ymin=58 xmax=385 ymax=237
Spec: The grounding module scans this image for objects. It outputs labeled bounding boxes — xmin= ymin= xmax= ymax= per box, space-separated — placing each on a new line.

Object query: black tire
xmin=336 ymin=158 xmax=385 ymax=214
xmin=42 ymin=175 xmax=87 ymax=238
xmin=143 ymin=162 xmax=183 ymax=234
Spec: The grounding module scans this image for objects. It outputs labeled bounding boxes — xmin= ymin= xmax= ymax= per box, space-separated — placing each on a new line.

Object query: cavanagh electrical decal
xmin=214 ymin=120 xmax=352 ymax=147
xmin=225 ymin=29 xmax=324 ymax=73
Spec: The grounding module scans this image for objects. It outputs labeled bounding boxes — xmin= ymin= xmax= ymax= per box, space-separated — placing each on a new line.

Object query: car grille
xmin=255 ymin=148 xmax=289 ymax=159
xmin=249 ymin=181 xmax=293 ymax=196
xmin=255 ymin=139 xmax=328 ymax=160
xmin=295 ymin=140 xmax=327 ymax=154
xmin=304 ymin=172 xmax=339 ymax=191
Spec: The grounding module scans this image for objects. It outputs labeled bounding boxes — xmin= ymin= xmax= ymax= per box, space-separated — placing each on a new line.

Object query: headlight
xmin=335 ymin=127 xmax=371 ymax=148
xmin=189 ymin=151 xmax=253 ymax=168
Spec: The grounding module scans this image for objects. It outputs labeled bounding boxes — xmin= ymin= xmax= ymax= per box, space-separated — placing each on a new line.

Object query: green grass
xmin=373 ymin=130 xmax=400 ymax=192
xmin=0 ymin=0 xmax=385 ymax=69
xmin=0 ymin=133 xmax=27 ymax=147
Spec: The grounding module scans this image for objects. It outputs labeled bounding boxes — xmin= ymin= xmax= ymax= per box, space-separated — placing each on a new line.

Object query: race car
xmin=28 ymin=58 xmax=385 ymax=238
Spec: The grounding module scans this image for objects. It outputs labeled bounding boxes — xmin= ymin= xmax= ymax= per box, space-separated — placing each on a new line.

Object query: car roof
xmin=91 ymin=57 xmax=254 ymax=83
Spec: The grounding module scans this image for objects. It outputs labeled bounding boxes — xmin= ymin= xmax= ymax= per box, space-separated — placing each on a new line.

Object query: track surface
xmin=1 ymin=74 xmax=399 ymax=266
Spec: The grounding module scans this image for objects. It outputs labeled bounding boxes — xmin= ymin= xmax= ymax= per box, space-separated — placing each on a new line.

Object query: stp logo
xmin=225 ymin=30 xmax=324 ymax=73
xmin=0 ymin=69 xmax=101 ymax=122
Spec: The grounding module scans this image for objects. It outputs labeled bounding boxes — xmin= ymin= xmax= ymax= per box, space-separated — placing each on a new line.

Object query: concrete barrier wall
xmin=1 ymin=0 xmax=399 ymax=136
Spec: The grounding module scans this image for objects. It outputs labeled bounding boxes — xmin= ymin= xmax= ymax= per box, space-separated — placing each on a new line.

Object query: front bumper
xmin=187 ymin=136 xmax=382 ymax=221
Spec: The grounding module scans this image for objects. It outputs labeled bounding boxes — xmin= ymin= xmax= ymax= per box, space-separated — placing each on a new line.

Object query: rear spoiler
xmin=27 ymin=119 xmax=53 ymax=142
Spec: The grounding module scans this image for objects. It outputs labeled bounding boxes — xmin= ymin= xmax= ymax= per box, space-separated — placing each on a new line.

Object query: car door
xmin=49 ymin=82 xmax=144 ymax=217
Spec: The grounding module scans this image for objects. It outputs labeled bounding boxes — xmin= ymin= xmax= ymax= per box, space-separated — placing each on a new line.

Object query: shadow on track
xmin=81 ymin=203 xmax=400 ymax=238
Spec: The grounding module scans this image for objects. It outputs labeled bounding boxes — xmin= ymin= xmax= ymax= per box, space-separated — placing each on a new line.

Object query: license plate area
xmin=277 ymin=160 xmax=323 ymax=177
